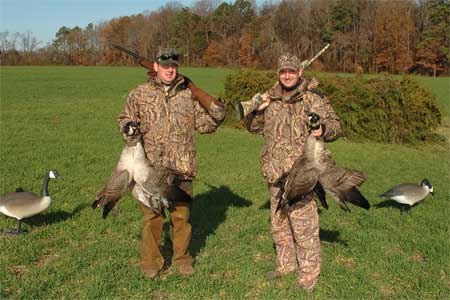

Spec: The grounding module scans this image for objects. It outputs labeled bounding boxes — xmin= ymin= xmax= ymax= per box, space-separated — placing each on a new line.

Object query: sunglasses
xmin=158 ymin=53 xmax=179 ymax=61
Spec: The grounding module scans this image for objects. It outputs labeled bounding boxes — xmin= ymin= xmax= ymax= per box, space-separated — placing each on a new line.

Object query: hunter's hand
xmin=123 ymin=122 xmax=140 ymax=136
xmin=256 ymin=92 xmax=270 ymax=111
xmin=307 ymin=112 xmax=323 ymax=137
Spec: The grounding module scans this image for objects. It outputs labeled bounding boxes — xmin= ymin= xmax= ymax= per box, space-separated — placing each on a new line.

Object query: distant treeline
xmin=1 ymin=0 xmax=449 ymax=76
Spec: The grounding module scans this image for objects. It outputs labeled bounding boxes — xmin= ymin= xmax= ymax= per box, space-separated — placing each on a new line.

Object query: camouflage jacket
xmin=118 ymin=75 xmax=225 ymax=180
xmin=245 ymin=78 xmax=341 ymax=184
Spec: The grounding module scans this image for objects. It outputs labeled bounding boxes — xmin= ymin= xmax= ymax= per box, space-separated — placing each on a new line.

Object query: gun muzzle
xmin=235 ymin=93 xmax=264 ymax=120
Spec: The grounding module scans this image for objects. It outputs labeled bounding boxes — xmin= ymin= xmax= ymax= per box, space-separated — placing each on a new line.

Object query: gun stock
xmin=110 ymin=43 xmax=223 ymax=109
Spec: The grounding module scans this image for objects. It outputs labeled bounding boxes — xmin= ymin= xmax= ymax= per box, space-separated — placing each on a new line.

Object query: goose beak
xmin=57 ymin=175 xmax=64 ymax=180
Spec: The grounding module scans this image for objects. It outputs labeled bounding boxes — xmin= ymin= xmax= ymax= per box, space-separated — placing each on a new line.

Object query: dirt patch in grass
xmin=7 ymin=265 xmax=27 ymax=278
xmin=254 ymin=252 xmax=272 ymax=262
xmin=128 ymin=257 xmax=140 ymax=266
xmin=7 ymin=254 xmax=59 ymax=278
xmin=152 ymin=290 xmax=170 ymax=300
xmin=409 ymin=252 xmax=425 ymax=262
xmin=34 ymin=254 xmax=59 ymax=267
xmin=334 ymin=255 xmax=354 ymax=267
xmin=371 ymin=272 xmax=396 ymax=297
xmin=380 ymin=285 xmax=396 ymax=296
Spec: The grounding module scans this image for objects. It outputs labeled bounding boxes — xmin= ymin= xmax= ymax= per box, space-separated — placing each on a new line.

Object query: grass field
xmin=0 ymin=66 xmax=449 ymax=300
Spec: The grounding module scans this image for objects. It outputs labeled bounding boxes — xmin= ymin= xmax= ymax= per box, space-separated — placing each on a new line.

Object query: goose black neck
xmin=41 ymin=173 xmax=51 ymax=197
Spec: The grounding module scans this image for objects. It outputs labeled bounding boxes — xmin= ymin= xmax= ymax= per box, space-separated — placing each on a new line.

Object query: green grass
xmin=1 ymin=67 xmax=449 ymax=300
xmin=414 ymin=76 xmax=449 ymax=116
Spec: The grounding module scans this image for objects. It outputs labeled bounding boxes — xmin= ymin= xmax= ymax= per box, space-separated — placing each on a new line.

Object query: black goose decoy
xmin=0 ymin=170 xmax=63 ymax=235
xmin=379 ymin=179 xmax=434 ymax=213
xmin=279 ymin=112 xmax=370 ymax=212
xmin=92 ymin=123 xmax=191 ymax=218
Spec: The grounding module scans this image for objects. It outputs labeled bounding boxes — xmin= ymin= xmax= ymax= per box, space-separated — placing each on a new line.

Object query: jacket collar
xmin=149 ymin=74 xmax=188 ymax=97
xmin=268 ymin=78 xmax=317 ymax=103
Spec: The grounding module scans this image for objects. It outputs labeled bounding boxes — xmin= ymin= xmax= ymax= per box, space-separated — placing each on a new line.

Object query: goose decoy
xmin=279 ymin=112 xmax=370 ymax=212
xmin=92 ymin=123 xmax=191 ymax=218
xmin=0 ymin=170 xmax=62 ymax=235
xmin=378 ymin=179 xmax=434 ymax=213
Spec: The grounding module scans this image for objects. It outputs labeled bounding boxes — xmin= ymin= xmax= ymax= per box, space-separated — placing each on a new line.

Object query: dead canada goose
xmin=279 ymin=112 xmax=370 ymax=212
xmin=379 ymin=179 xmax=434 ymax=213
xmin=92 ymin=123 xmax=191 ymax=218
xmin=0 ymin=170 xmax=62 ymax=235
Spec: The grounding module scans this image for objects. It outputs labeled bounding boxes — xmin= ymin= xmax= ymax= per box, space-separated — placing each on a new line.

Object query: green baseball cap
xmin=156 ymin=48 xmax=180 ymax=66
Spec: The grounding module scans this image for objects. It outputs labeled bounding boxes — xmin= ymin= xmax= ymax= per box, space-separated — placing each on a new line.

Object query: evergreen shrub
xmin=224 ymin=69 xmax=442 ymax=143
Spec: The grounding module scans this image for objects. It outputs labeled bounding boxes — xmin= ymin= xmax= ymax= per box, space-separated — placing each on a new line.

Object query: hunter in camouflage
xmin=245 ymin=53 xmax=341 ymax=290
xmin=118 ymin=48 xmax=225 ymax=279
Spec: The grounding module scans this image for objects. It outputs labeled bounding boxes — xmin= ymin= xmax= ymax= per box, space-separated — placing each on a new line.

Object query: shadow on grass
xmin=258 ymin=199 xmax=270 ymax=210
xmin=374 ymin=199 xmax=411 ymax=210
xmin=190 ymin=184 xmax=253 ymax=256
xmin=23 ymin=203 xmax=89 ymax=227
xmin=320 ymin=228 xmax=348 ymax=247
xmin=161 ymin=184 xmax=252 ymax=263
xmin=374 ymin=199 xmax=418 ymax=214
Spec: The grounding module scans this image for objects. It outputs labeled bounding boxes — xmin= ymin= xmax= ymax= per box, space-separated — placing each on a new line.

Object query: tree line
xmin=1 ymin=0 xmax=448 ymax=76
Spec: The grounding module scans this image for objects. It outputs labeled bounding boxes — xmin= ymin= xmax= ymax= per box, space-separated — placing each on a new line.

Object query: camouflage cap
xmin=277 ymin=54 xmax=300 ymax=73
xmin=156 ymin=48 xmax=180 ymax=66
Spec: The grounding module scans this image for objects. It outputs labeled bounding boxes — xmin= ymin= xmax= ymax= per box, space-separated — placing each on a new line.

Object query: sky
xmin=0 ymin=0 xmax=198 ymax=47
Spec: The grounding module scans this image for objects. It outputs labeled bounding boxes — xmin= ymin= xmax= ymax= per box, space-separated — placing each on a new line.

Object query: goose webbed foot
xmin=102 ymin=201 xmax=117 ymax=219
xmin=3 ymin=227 xmax=28 ymax=236
xmin=400 ymin=205 xmax=411 ymax=215
xmin=7 ymin=220 xmax=28 ymax=235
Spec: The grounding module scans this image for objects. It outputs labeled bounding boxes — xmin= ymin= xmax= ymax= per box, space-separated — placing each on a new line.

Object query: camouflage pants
xmin=269 ymin=183 xmax=321 ymax=289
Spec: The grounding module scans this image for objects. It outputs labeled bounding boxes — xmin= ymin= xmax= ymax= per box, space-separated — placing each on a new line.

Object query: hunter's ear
xmin=153 ymin=62 xmax=159 ymax=73
xmin=298 ymin=69 xmax=304 ymax=78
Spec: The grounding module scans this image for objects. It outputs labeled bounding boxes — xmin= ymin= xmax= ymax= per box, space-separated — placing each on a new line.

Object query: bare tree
xmin=192 ymin=0 xmax=220 ymax=16
xmin=0 ymin=31 xmax=20 ymax=52
xmin=20 ymin=31 xmax=41 ymax=64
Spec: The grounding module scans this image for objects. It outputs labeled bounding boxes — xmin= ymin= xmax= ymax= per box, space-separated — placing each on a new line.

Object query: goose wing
xmin=379 ymin=183 xmax=421 ymax=198
xmin=319 ymin=167 xmax=370 ymax=211
xmin=0 ymin=191 xmax=44 ymax=219
xmin=92 ymin=169 xmax=131 ymax=218
xmin=379 ymin=183 xmax=428 ymax=205
xmin=277 ymin=156 xmax=319 ymax=212
xmin=313 ymin=181 xmax=328 ymax=210
xmin=1 ymin=191 xmax=40 ymax=206
xmin=135 ymin=167 xmax=192 ymax=215
xmin=282 ymin=165 xmax=319 ymax=202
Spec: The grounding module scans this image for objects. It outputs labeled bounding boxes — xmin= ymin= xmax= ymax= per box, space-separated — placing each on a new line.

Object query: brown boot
xmin=177 ymin=264 xmax=195 ymax=276
xmin=142 ymin=267 xmax=160 ymax=279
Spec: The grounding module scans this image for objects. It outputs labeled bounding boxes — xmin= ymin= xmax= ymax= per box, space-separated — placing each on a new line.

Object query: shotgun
xmin=110 ymin=43 xmax=223 ymax=109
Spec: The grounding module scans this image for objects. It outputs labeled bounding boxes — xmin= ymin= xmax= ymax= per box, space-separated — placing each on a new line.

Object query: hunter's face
xmin=279 ymin=69 xmax=302 ymax=89
xmin=154 ymin=63 xmax=178 ymax=84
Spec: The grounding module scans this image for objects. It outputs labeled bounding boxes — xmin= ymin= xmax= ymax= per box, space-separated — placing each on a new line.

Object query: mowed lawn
xmin=0 ymin=66 xmax=449 ymax=300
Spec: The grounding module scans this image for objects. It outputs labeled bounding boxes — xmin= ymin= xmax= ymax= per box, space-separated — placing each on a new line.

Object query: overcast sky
xmin=0 ymin=0 xmax=198 ymax=46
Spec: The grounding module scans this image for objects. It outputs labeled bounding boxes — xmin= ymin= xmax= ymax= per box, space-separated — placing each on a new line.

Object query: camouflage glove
xmin=123 ymin=122 xmax=140 ymax=136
